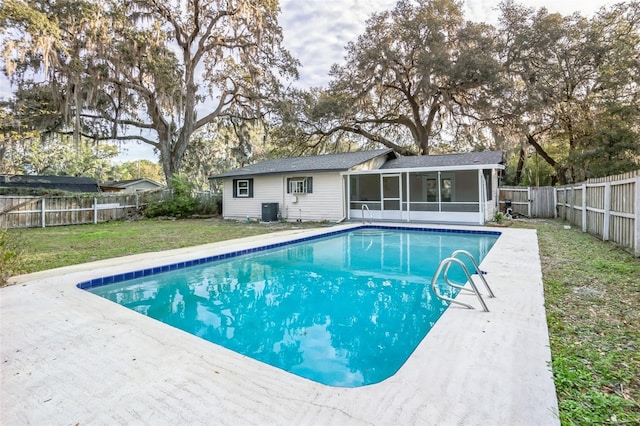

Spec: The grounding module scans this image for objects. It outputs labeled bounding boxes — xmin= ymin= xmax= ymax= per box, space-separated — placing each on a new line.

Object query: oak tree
xmin=1 ymin=0 xmax=298 ymax=181
xmin=300 ymin=0 xmax=505 ymax=156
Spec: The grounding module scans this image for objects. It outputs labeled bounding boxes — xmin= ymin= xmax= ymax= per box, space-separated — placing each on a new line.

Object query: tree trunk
xmin=418 ymin=99 xmax=439 ymax=155
xmin=418 ymin=133 xmax=429 ymax=155
xmin=515 ymin=145 xmax=526 ymax=185
xmin=526 ymin=134 xmax=568 ymax=185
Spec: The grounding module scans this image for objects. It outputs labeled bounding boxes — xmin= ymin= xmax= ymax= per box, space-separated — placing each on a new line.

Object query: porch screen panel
xmin=408 ymin=172 xmax=439 ymax=211
xmin=452 ymin=171 xmax=479 ymax=202
xmin=350 ymin=175 xmax=381 ymax=210
xmin=440 ymin=170 xmax=480 ymax=212
xmin=408 ymin=172 xmax=438 ymax=202
xmin=483 ymin=170 xmax=492 ymax=201
xmin=441 ymin=178 xmax=452 ymax=202
xmin=441 ymin=204 xmax=480 ymax=212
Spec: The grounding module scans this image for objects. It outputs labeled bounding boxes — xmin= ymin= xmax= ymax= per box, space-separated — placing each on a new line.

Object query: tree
xmin=296 ymin=0 xmax=505 ymax=156
xmin=115 ymin=160 xmax=164 ymax=184
xmin=181 ymin=121 xmax=272 ymax=191
xmin=0 ymin=130 xmax=120 ymax=180
xmin=1 ymin=0 xmax=299 ymax=181
xmin=571 ymin=103 xmax=640 ymax=178
xmin=497 ymin=1 xmax=640 ymax=184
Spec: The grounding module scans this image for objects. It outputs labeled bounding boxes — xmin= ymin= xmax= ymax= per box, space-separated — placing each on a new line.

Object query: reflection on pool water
xmin=86 ymin=227 xmax=499 ymax=387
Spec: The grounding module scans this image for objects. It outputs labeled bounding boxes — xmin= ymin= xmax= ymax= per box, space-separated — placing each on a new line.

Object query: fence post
xmin=581 ymin=183 xmax=587 ymax=233
xmin=41 ymin=198 xmax=46 ymax=228
xmin=553 ymin=187 xmax=558 ymax=218
xmin=635 ymin=176 xmax=640 ymax=257
xmin=93 ymin=197 xmax=98 ymax=224
xmin=527 ymin=187 xmax=532 ymax=217
xmin=603 ymin=182 xmax=611 ymax=241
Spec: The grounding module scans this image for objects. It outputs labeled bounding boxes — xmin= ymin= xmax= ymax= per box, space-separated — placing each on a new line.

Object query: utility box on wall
xmin=261 ymin=202 xmax=279 ymax=222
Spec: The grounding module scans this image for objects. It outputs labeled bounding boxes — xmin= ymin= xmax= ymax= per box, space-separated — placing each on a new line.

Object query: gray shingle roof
xmin=380 ymin=151 xmax=504 ymax=170
xmin=101 ymin=178 xmax=163 ymax=188
xmin=0 ymin=175 xmax=100 ymax=193
xmin=211 ymin=149 xmax=395 ymax=179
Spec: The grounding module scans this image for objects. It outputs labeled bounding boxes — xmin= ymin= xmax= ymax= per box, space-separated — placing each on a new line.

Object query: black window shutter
xmin=286 ymin=178 xmax=291 ymax=193
xmin=248 ymin=178 xmax=254 ymax=198
xmin=232 ymin=179 xmax=238 ymax=198
xmin=306 ymin=177 xmax=313 ymax=193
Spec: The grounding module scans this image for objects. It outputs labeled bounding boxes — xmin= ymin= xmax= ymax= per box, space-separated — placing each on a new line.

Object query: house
xmin=209 ymin=149 xmax=505 ymax=225
xmin=0 ymin=175 xmax=101 ymax=194
xmin=100 ymin=178 xmax=164 ymax=193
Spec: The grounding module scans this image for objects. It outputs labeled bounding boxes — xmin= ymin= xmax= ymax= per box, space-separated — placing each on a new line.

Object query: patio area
xmin=1 ymin=223 xmax=559 ymax=425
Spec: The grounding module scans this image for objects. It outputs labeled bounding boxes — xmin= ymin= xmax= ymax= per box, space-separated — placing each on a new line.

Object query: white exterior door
xmin=382 ymin=175 xmax=402 ymax=220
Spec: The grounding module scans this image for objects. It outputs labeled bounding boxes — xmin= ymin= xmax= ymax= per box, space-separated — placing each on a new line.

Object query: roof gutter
xmin=341 ymin=163 xmax=505 ymax=176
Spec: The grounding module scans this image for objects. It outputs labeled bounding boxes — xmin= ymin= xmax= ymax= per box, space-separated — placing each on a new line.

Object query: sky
xmin=278 ymin=0 xmax=620 ymax=89
xmin=0 ymin=0 xmax=621 ymax=163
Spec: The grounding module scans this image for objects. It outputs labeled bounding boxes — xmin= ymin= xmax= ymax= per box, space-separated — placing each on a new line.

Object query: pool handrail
xmin=431 ymin=252 xmax=493 ymax=312
xmin=443 ymin=249 xmax=495 ymax=298
xmin=361 ymin=204 xmax=373 ymax=224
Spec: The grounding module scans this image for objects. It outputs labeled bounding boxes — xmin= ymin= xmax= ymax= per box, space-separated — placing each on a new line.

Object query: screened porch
xmin=346 ymin=169 xmax=496 ymax=224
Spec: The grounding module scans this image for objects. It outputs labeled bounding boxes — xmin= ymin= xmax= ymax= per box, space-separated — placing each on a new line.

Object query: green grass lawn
xmin=8 ymin=218 xmax=320 ymax=273
xmin=529 ymin=220 xmax=640 ymax=425
xmin=5 ymin=217 xmax=640 ymax=424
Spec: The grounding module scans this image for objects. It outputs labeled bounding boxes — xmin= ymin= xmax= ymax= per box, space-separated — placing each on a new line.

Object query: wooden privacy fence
xmin=556 ymin=171 xmax=640 ymax=256
xmin=500 ymin=171 xmax=639 ymax=256
xmin=499 ymin=186 xmax=557 ymax=218
xmin=0 ymin=194 xmax=140 ymax=229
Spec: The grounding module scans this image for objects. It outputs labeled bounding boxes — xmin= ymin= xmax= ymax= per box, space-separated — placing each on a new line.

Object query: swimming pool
xmin=80 ymin=226 xmax=500 ymax=387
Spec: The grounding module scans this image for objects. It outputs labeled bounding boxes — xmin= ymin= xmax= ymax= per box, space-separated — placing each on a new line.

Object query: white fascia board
xmin=341 ymin=163 xmax=505 ymax=176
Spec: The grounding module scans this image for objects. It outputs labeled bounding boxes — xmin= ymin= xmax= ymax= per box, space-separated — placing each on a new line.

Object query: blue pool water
xmin=83 ymin=226 xmax=499 ymax=387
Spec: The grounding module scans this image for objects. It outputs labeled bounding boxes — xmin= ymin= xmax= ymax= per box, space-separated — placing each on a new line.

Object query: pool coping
xmin=1 ymin=223 xmax=560 ymax=425
xmin=76 ymin=224 xmax=501 ymax=290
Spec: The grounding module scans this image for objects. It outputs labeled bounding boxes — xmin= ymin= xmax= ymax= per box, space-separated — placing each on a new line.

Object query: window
xmin=289 ymin=178 xmax=306 ymax=194
xmin=287 ymin=177 xmax=313 ymax=194
xmin=233 ymin=178 xmax=253 ymax=198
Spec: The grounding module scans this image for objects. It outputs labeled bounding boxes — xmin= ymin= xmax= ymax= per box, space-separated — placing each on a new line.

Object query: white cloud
xmin=279 ymin=0 xmax=397 ymax=88
xmin=280 ymin=0 xmax=620 ymax=88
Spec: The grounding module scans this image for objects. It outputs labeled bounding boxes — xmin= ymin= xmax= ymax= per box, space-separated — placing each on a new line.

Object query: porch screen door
xmin=382 ymin=175 xmax=402 ymax=219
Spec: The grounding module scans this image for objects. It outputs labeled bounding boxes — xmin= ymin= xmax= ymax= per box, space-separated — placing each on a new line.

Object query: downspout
xmin=282 ymin=175 xmax=286 ymax=221
xmin=344 ymin=172 xmax=350 ymax=222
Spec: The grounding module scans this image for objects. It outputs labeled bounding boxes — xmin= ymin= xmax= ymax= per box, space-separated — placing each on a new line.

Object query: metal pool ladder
xmin=361 ymin=204 xmax=373 ymax=224
xmin=431 ymin=250 xmax=495 ymax=312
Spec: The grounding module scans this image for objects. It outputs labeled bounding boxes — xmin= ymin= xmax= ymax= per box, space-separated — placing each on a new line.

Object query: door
xmin=382 ymin=175 xmax=402 ymax=220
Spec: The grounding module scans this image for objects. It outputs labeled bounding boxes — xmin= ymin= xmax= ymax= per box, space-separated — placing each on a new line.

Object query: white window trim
xmin=288 ymin=177 xmax=308 ymax=194
xmin=236 ymin=179 xmax=250 ymax=197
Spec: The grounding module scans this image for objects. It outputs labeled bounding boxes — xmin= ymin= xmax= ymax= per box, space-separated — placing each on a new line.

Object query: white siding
xmin=281 ymin=173 xmax=344 ymax=222
xmin=484 ymin=169 xmax=500 ymax=221
xmin=222 ymin=175 xmax=282 ymax=221
xmin=222 ymin=173 xmax=345 ymax=222
xmin=122 ymin=182 xmax=161 ymax=193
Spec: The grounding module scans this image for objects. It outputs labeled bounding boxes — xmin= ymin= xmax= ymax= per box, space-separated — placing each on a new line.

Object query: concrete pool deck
xmin=1 ymin=223 xmax=559 ymax=425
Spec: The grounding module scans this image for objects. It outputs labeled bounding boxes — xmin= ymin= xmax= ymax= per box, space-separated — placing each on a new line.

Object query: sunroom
xmin=345 ymin=154 xmax=503 ymax=225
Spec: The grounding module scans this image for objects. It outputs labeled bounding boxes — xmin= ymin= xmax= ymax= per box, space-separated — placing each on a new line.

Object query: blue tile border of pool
xmin=77 ymin=225 xmax=502 ymax=291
